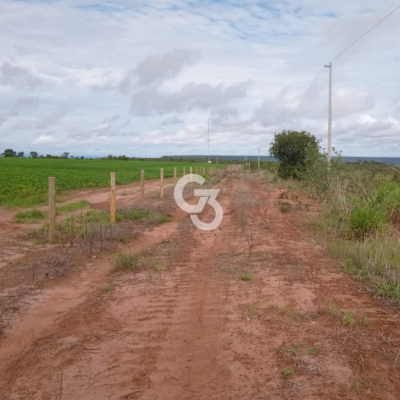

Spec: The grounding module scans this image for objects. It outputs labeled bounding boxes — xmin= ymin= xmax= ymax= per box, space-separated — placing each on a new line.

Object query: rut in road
xmin=1 ymin=172 xmax=400 ymax=399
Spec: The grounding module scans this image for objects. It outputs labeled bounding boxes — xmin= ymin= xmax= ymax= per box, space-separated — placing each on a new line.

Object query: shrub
xmin=269 ymin=130 xmax=319 ymax=179
xmin=348 ymin=206 xmax=386 ymax=239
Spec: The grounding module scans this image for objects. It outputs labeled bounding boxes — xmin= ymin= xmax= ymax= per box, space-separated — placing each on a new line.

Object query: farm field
xmin=0 ymin=168 xmax=400 ymax=399
xmin=0 ymin=158 xmax=224 ymax=207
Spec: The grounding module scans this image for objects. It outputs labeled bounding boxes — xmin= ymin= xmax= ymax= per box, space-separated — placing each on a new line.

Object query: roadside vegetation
xmin=265 ymin=130 xmax=400 ymax=304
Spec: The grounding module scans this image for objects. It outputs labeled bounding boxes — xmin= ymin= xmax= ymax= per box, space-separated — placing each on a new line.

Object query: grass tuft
xmin=14 ymin=209 xmax=46 ymax=223
xmin=238 ymin=273 xmax=253 ymax=281
xmin=111 ymin=251 xmax=141 ymax=273
xmin=279 ymin=202 xmax=291 ymax=214
xmin=56 ymin=200 xmax=90 ymax=214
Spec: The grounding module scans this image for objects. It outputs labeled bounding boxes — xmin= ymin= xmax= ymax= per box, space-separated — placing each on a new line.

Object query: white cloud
xmin=0 ymin=63 xmax=42 ymax=88
xmin=34 ymin=134 xmax=57 ymax=144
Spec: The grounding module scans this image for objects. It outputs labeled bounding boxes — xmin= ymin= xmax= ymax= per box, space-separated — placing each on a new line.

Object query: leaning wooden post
xmin=140 ymin=170 xmax=144 ymax=205
xmin=160 ymin=168 xmax=164 ymax=198
xmin=174 ymin=167 xmax=177 ymax=186
xmin=110 ymin=172 xmax=116 ymax=223
xmin=48 ymin=177 xmax=56 ymax=243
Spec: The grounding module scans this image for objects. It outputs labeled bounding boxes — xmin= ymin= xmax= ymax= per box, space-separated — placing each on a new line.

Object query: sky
xmin=0 ymin=0 xmax=399 ymax=158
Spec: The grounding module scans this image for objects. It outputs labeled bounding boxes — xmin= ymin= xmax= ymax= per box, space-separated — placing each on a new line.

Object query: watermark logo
xmin=174 ymin=174 xmax=223 ymax=231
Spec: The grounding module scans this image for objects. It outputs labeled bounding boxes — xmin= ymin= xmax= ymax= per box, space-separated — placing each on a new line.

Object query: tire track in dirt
xmin=0 ymin=175 xmax=233 ymax=399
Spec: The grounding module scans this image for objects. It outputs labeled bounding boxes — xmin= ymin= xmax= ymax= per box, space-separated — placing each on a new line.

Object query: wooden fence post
xmin=174 ymin=167 xmax=177 ymax=186
xmin=160 ymin=168 xmax=164 ymax=198
xmin=183 ymin=167 xmax=186 ymax=176
xmin=48 ymin=177 xmax=56 ymax=243
xmin=110 ymin=172 xmax=116 ymax=223
xmin=140 ymin=170 xmax=144 ymax=205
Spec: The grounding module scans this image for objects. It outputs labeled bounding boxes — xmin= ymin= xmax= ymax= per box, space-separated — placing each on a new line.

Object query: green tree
xmin=269 ymin=130 xmax=319 ymax=179
xmin=30 ymin=151 xmax=38 ymax=158
xmin=3 ymin=149 xmax=16 ymax=157
xmin=17 ymin=151 xmax=24 ymax=158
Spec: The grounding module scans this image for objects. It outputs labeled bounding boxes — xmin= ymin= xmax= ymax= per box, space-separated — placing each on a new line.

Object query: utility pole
xmin=325 ymin=63 xmax=332 ymax=170
xmin=207 ymin=118 xmax=210 ymax=163
xmin=258 ymin=147 xmax=260 ymax=170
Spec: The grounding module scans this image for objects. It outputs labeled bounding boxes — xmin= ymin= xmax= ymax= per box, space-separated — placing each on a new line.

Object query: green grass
xmin=238 ymin=273 xmax=253 ymax=281
xmin=307 ymin=347 xmax=318 ymax=356
xmin=111 ymin=252 xmax=141 ymax=273
xmin=282 ymin=367 xmax=292 ymax=377
xmin=56 ymin=200 xmax=90 ymax=214
xmin=14 ymin=209 xmax=46 ymax=223
xmin=0 ymin=158 xmax=226 ymax=207
xmin=119 ymin=208 xmax=172 ymax=224
xmin=343 ymin=311 xmax=355 ymax=325
xmin=328 ymin=239 xmax=400 ymax=302
xmin=100 ymin=285 xmax=115 ymax=293
xmin=348 ymin=206 xmax=387 ymax=239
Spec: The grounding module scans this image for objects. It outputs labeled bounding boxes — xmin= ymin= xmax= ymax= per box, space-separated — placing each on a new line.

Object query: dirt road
xmin=1 ymin=172 xmax=400 ymax=399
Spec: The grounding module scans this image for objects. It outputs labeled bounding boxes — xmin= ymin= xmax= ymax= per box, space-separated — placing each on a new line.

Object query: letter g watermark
xmin=174 ymin=174 xmax=223 ymax=231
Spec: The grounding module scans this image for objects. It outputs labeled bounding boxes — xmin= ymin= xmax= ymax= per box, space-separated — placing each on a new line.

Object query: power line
xmin=330 ymin=4 xmax=400 ymax=62
xmin=292 ymin=66 xmax=325 ymax=116
xmin=292 ymin=4 xmax=400 ymax=115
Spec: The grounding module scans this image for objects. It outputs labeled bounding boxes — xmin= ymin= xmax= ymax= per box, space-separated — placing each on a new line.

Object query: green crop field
xmin=0 ymin=158 xmax=225 ymax=208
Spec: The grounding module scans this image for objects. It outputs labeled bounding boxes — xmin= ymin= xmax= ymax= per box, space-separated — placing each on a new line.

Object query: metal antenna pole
xmin=325 ymin=63 xmax=332 ymax=170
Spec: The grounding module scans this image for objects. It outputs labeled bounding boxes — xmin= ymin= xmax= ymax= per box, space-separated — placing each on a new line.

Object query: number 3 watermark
xmin=174 ymin=174 xmax=223 ymax=231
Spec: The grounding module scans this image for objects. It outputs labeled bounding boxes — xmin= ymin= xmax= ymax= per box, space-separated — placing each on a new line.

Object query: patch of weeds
xmin=248 ymin=304 xmax=258 ymax=318
xmin=283 ymin=345 xmax=302 ymax=354
xmin=111 ymin=252 xmax=141 ymax=273
xmin=234 ymin=251 xmax=243 ymax=256
xmin=238 ymin=273 xmax=253 ymax=281
xmin=14 ymin=209 xmax=46 ymax=223
xmin=326 ymin=301 xmax=341 ymax=318
xmin=121 ymin=191 xmax=129 ymax=196
xmin=360 ymin=314 xmax=369 ymax=326
xmin=279 ymin=202 xmax=291 ymax=214
xmin=307 ymin=346 xmax=318 ymax=356
xmin=353 ymin=380 xmax=361 ymax=394
xmin=56 ymin=200 xmax=90 ymax=214
xmin=120 ymin=208 xmax=172 ymax=224
xmin=158 ymin=215 xmax=172 ymax=224
xmin=343 ymin=311 xmax=355 ymax=326
xmin=288 ymin=310 xmax=302 ymax=320
xmin=100 ymin=285 xmax=115 ymax=293
xmin=282 ymin=367 xmax=292 ymax=377
xmin=278 ymin=304 xmax=288 ymax=315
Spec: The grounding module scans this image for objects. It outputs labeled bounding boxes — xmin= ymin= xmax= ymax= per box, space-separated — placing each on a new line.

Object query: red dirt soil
xmin=0 ymin=172 xmax=400 ymax=399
